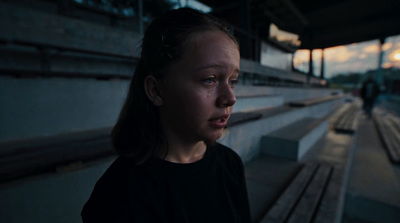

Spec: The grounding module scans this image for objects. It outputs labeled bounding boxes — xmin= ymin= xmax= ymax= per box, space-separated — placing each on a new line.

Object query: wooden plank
xmin=313 ymin=167 xmax=344 ymax=223
xmin=374 ymin=114 xmax=400 ymax=163
xmin=334 ymin=104 xmax=351 ymax=131
xmin=287 ymin=164 xmax=332 ymax=223
xmin=388 ymin=114 xmax=400 ymax=133
xmin=384 ymin=118 xmax=400 ymax=162
xmin=289 ymin=95 xmax=341 ymax=107
xmin=335 ymin=103 xmax=360 ymax=134
xmin=0 ymin=2 xmax=141 ymax=59
xmin=0 ymin=127 xmax=114 ymax=182
xmin=261 ymin=163 xmax=318 ymax=223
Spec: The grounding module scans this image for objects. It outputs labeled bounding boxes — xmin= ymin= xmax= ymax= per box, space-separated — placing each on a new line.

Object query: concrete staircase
xmin=241 ymin=99 xmax=352 ymax=223
xmin=0 ymin=87 xmax=345 ymax=223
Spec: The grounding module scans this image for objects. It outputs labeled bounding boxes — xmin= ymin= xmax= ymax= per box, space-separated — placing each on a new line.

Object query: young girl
xmin=82 ymin=7 xmax=251 ymax=223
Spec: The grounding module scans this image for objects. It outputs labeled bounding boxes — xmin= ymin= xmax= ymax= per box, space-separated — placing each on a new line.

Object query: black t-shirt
xmin=81 ymin=143 xmax=251 ymax=223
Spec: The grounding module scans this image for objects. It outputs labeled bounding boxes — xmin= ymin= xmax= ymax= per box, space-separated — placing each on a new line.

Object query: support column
xmin=320 ymin=49 xmax=325 ymax=80
xmin=291 ymin=53 xmax=295 ymax=72
xmin=308 ymin=48 xmax=313 ymax=85
xmin=376 ymin=38 xmax=385 ymax=87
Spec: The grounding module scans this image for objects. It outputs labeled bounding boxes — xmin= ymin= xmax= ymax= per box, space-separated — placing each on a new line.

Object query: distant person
xmin=360 ymin=77 xmax=380 ymax=117
xmin=81 ymin=8 xmax=251 ymax=223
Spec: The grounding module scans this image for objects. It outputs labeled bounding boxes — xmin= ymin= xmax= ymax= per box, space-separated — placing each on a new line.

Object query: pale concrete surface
xmin=343 ymin=114 xmax=400 ymax=223
xmin=233 ymin=95 xmax=284 ymax=113
xmin=261 ymin=117 xmax=328 ymax=160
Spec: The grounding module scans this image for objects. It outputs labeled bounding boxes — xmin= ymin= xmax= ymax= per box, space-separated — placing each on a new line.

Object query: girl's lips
xmin=209 ymin=115 xmax=229 ymax=129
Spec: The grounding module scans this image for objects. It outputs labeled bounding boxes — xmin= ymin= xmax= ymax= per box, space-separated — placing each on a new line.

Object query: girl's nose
xmin=216 ymin=82 xmax=236 ymax=108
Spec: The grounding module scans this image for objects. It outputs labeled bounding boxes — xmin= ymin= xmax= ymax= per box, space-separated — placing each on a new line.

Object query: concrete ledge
xmin=233 ymin=95 xmax=284 ymax=113
xmin=261 ymin=117 xmax=328 ymax=160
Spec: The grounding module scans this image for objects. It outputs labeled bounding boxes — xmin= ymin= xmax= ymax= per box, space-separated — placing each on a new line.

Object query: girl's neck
xmin=163 ymin=140 xmax=207 ymax=164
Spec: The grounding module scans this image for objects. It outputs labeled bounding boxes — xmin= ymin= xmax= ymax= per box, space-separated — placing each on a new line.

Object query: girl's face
xmin=157 ymin=30 xmax=240 ymax=145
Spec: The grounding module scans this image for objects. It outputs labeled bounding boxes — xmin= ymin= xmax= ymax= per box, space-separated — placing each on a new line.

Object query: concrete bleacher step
xmin=260 ymin=117 xmax=328 ymax=160
xmin=343 ymin=117 xmax=400 ymax=222
xmin=233 ymin=95 xmax=284 ymax=113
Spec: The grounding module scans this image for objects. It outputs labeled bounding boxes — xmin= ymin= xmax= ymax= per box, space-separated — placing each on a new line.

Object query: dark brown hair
xmin=111 ymin=7 xmax=238 ymax=164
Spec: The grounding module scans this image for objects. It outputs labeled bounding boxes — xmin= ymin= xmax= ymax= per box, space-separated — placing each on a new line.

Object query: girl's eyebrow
xmin=194 ymin=64 xmax=240 ymax=74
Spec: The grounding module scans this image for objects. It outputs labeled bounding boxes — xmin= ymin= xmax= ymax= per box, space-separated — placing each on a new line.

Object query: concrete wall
xmin=0 ymin=76 xmax=129 ymax=142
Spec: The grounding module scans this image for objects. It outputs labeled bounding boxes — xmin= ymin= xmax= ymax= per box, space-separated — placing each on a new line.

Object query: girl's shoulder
xmin=214 ymin=143 xmax=244 ymax=169
xmin=93 ymin=156 xmax=147 ymax=190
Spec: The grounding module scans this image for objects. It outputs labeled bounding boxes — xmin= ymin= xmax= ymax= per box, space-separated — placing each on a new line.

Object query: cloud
xmin=359 ymin=53 xmax=367 ymax=59
xmin=382 ymin=42 xmax=393 ymax=51
xmin=362 ymin=44 xmax=380 ymax=53
xmin=325 ymin=46 xmax=357 ymax=62
xmin=293 ymin=49 xmax=309 ymax=67
xmin=293 ymin=34 xmax=400 ymax=78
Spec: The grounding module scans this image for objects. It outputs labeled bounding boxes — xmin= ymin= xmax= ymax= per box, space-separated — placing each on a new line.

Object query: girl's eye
xmin=202 ymin=77 xmax=216 ymax=85
xmin=229 ymin=79 xmax=239 ymax=87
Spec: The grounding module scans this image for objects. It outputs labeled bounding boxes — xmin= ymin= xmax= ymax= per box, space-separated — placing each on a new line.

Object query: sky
xmin=293 ymin=35 xmax=400 ymax=78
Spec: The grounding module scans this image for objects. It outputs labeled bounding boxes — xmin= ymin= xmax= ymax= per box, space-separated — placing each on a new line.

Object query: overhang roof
xmin=199 ymin=0 xmax=400 ymax=49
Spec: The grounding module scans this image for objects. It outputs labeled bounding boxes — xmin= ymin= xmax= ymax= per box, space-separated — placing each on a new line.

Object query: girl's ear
xmin=144 ymin=75 xmax=163 ymax=106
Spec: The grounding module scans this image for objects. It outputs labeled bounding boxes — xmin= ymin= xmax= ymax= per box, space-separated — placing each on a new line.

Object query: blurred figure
xmin=360 ymin=77 xmax=380 ymax=117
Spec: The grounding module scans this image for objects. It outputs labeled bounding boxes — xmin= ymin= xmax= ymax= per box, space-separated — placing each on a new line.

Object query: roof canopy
xmin=199 ymin=0 xmax=400 ymax=49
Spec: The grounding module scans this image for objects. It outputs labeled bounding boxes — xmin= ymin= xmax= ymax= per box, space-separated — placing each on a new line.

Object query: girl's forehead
xmin=180 ymin=30 xmax=239 ymax=59
xmin=163 ymin=30 xmax=240 ymax=76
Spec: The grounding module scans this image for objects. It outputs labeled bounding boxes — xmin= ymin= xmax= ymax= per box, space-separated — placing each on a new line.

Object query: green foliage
xmin=328 ymin=83 xmax=355 ymax=92
xmin=328 ymin=73 xmax=361 ymax=85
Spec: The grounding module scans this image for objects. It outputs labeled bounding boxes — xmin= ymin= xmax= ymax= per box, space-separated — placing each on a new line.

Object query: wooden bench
xmin=0 ymin=128 xmax=115 ymax=182
xmin=373 ymin=110 xmax=400 ymax=164
xmin=228 ymin=112 xmax=262 ymax=127
xmin=288 ymin=95 xmax=342 ymax=107
xmin=260 ymin=162 xmax=342 ymax=223
xmin=334 ymin=103 xmax=361 ymax=134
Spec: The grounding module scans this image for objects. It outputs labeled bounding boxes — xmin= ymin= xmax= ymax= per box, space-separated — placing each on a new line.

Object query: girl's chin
xmin=204 ymin=133 xmax=223 ymax=144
